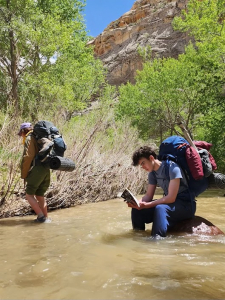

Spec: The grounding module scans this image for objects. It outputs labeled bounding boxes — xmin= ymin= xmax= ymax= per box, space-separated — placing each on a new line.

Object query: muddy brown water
xmin=0 ymin=190 xmax=225 ymax=300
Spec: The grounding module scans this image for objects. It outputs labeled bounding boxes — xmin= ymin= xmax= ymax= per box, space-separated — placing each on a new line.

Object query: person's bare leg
xmin=26 ymin=194 xmax=44 ymax=216
xmin=36 ymin=195 xmax=48 ymax=218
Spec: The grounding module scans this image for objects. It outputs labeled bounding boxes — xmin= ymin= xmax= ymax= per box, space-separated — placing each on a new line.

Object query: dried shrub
xmin=0 ymin=104 xmax=155 ymax=218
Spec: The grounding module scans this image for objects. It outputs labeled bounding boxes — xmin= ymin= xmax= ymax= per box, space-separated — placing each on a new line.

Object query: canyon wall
xmin=88 ymin=0 xmax=190 ymax=86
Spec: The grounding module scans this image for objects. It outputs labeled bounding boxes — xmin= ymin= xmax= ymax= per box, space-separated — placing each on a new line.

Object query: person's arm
xmin=141 ymin=178 xmax=180 ymax=209
xmin=128 ymin=178 xmax=180 ymax=210
xmin=141 ymin=184 xmax=156 ymax=202
xmin=21 ymin=136 xmax=37 ymax=179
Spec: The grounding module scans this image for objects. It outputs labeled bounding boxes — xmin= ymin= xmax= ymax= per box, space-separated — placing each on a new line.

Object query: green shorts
xmin=25 ymin=165 xmax=50 ymax=196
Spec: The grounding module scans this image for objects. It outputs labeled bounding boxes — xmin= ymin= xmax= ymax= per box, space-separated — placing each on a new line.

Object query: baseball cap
xmin=18 ymin=122 xmax=32 ymax=136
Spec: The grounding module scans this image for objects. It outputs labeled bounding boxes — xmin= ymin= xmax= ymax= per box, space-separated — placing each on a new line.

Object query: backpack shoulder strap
xmin=163 ymin=159 xmax=172 ymax=180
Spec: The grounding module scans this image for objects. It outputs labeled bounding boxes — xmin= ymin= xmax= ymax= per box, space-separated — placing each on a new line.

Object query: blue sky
xmin=83 ymin=0 xmax=135 ymax=37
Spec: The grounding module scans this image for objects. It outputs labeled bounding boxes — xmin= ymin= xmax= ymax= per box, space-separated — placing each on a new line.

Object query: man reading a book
xmin=129 ymin=146 xmax=196 ymax=237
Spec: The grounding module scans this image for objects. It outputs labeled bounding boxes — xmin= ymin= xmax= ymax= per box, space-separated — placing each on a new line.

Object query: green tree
xmin=173 ymin=0 xmax=225 ymax=170
xmin=0 ymin=0 xmax=105 ymax=119
xmin=117 ymin=0 xmax=225 ymax=144
xmin=173 ymin=0 xmax=225 ymax=44
xmin=117 ymin=46 xmax=222 ymax=141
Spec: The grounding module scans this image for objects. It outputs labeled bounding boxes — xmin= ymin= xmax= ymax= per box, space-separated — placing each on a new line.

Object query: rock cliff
xmin=88 ymin=0 xmax=190 ymax=86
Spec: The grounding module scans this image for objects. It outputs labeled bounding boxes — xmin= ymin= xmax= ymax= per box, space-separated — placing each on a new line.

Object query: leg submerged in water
xmin=131 ymin=207 xmax=155 ymax=231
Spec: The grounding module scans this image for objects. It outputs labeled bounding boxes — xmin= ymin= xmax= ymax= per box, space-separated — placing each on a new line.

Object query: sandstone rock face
xmin=88 ymin=0 xmax=191 ymax=86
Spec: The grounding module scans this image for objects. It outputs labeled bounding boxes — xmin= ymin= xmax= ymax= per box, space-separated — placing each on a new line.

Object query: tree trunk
xmin=7 ymin=0 xmax=19 ymax=116
xmin=9 ymin=29 xmax=19 ymax=115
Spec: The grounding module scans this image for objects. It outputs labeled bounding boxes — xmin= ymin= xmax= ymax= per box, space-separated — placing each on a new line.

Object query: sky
xmin=83 ymin=0 xmax=135 ymax=37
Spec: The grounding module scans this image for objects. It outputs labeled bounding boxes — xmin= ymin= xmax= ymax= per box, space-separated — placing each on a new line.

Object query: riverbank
xmin=0 ymin=163 xmax=148 ymax=219
xmin=0 ymin=104 xmax=156 ymax=219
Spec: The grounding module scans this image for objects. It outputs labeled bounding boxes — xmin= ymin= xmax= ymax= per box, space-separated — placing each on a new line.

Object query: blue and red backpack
xmin=158 ymin=135 xmax=209 ymax=197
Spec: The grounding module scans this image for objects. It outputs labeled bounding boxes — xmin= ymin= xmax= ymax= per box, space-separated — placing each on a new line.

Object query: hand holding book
xmin=120 ymin=188 xmax=140 ymax=207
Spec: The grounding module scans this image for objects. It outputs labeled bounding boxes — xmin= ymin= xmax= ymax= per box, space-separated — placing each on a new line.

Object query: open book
xmin=120 ymin=188 xmax=140 ymax=207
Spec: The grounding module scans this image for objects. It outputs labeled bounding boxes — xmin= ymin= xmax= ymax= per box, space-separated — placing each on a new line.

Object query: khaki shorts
xmin=26 ymin=165 xmax=50 ymax=196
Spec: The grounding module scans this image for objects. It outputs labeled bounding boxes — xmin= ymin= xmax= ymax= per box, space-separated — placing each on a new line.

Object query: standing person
xmin=18 ymin=122 xmax=51 ymax=223
xmin=129 ymin=146 xmax=196 ymax=237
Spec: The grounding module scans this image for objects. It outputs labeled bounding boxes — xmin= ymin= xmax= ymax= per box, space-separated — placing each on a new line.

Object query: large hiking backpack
xmin=158 ymin=135 xmax=209 ymax=197
xmin=33 ymin=120 xmax=67 ymax=160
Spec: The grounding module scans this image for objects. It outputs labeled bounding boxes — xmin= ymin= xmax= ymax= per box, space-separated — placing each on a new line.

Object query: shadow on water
xmin=0 ymin=217 xmax=51 ymax=227
xmin=101 ymin=229 xmax=154 ymax=244
xmin=0 ymin=218 xmax=36 ymax=227
xmin=101 ymin=228 xmax=225 ymax=246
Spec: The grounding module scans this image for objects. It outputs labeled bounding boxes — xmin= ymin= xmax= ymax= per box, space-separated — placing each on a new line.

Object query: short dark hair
xmin=132 ymin=146 xmax=157 ymax=166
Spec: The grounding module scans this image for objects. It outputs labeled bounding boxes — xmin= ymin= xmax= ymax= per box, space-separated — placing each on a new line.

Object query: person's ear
xmin=149 ymin=155 xmax=154 ymax=161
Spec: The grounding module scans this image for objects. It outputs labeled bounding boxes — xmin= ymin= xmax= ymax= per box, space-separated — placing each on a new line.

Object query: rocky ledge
xmin=88 ymin=0 xmax=190 ymax=86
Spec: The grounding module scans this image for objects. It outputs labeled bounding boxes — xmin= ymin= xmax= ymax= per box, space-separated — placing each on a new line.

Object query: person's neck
xmin=153 ymin=159 xmax=162 ymax=171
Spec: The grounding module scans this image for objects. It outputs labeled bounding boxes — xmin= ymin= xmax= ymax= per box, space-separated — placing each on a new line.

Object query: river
xmin=0 ymin=190 xmax=225 ymax=299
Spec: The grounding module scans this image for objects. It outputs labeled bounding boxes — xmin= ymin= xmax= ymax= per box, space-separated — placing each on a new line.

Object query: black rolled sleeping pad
xmin=49 ymin=156 xmax=75 ymax=172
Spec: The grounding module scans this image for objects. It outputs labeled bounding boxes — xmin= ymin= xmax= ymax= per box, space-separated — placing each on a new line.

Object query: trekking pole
xmin=176 ymin=116 xmax=198 ymax=151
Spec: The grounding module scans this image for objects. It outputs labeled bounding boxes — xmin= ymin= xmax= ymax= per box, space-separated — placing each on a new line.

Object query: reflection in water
xmin=0 ymin=191 xmax=225 ymax=299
